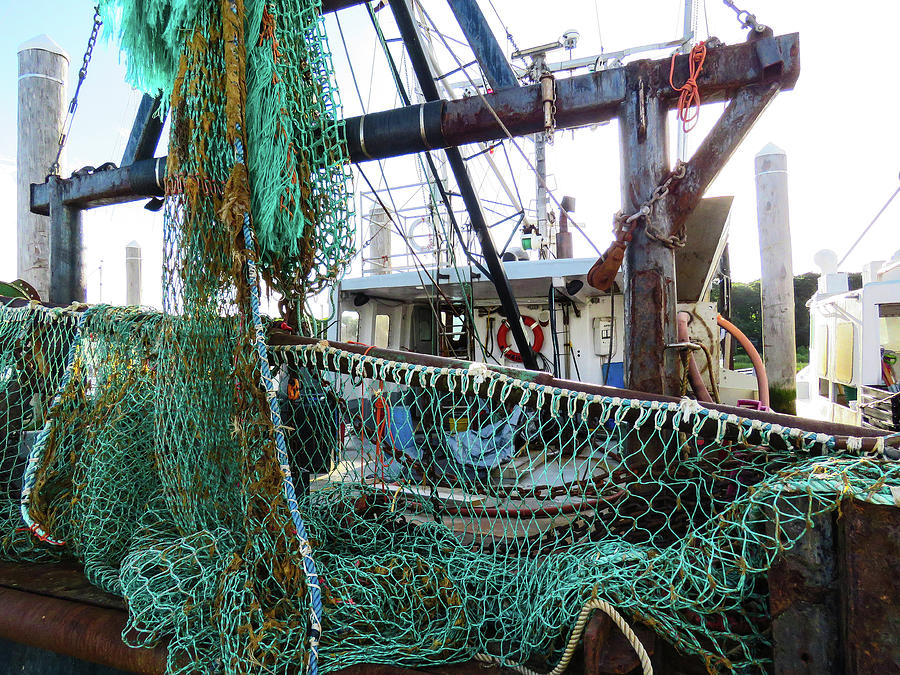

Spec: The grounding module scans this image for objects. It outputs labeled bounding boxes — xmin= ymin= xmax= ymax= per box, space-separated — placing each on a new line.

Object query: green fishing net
xmin=1 ymin=1 xmax=900 ymax=674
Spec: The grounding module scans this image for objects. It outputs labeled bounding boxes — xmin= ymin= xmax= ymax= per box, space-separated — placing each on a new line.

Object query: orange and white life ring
xmin=497 ymin=316 xmax=544 ymax=363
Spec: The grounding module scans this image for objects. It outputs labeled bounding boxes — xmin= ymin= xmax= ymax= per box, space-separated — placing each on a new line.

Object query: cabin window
xmin=340 ymin=310 xmax=359 ymax=343
xmin=374 ymin=314 xmax=391 ymax=348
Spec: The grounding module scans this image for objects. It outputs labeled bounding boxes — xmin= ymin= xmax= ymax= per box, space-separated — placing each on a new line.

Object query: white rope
xmin=475 ymin=598 xmax=653 ymax=675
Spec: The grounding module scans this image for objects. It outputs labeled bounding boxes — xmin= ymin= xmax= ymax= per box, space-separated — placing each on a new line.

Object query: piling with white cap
xmin=755 ymin=142 xmax=797 ymax=414
xmin=125 ymin=241 xmax=142 ymax=306
xmin=17 ymin=35 xmax=68 ymax=301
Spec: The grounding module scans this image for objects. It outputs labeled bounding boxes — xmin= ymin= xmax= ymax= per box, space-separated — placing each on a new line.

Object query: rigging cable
xmin=486 ymin=0 xmax=521 ymax=56
xmin=837 ymin=176 xmax=900 ymax=268
xmin=593 ymin=0 xmax=605 ymax=53
xmin=417 ymin=4 xmax=604 ymax=258
xmin=366 ymin=2 xmax=492 ymax=281
xmin=604 ymin=285 xmax=615 ymax=386
xmin=337 ymin=10 xmax=454 ymax=344
xmin=366 ymin=4 xmax=501 ymax=365
xmin=549 ymin=285 xmax=560 ymax=377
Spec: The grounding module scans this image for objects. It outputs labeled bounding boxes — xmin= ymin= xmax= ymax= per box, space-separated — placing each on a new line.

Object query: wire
xmin=366 ymin=3 xmax=492 ymax=281
xmin=837 ymin=180 xmax=900 ymax=268
xmin=593 ymin=0 xmax=605 ymax=54
xmin=702 ymin=0 xmax=711 ymax=39
xmin=416 ymin=4 xmax=604 ymax=258
xmin=367 ymin=3 xmax=501 ymax=365
xmin=486 ymin=0 xmax=520 ymax=55
xmin=569 ymin=340 xmax=583 ymax=381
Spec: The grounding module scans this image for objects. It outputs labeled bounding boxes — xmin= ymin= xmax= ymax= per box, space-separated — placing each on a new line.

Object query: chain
xmin=614 ymin=160 xmax=688 ymax=249
xmin=48 ymin=5 xmax=102 ymax=178
xmin=722 ymin=0 xmax=767 ymax=33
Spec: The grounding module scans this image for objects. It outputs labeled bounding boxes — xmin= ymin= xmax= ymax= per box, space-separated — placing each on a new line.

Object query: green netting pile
xmin=2 ymin=1 xmax=900 ymax=674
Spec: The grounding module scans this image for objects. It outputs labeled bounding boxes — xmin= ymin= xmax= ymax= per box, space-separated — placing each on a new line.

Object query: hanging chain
xmin=722 ymin=0 xmax=767 ymax=33
xmin=48 ymin=5 xmax=102 ymax=178
xmin=614 ymin=160 xmax=688 ymax=249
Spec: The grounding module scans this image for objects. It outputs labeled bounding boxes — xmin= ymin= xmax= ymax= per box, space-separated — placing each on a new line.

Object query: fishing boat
xmin=1 ymin=1 xmax=898 ymax=674
xmin=798 ymin=249 xmax=900 ymax=431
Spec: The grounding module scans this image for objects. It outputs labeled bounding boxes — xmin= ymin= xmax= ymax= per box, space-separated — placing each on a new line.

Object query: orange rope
xmin=670 ymin=42 xmax=707 ymax=133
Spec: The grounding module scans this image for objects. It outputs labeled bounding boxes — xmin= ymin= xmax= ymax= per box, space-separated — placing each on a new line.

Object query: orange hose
xmin=717 ymin=314 xmax=769 ymax=408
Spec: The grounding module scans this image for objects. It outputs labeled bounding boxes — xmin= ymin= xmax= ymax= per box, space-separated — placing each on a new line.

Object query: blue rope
xmin=223 ymin=0 xmax=322 ymax=667
xmin=241 ymin=218 xmax=323 ymax=672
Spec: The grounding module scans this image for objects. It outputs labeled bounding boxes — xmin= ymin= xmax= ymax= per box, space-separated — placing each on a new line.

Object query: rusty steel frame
xmin=618 ymin=61 xmax=680 ymax=395
xmin=268 ymin=333 xmax=890 ymax=452
xmin=11 ymin=7 xmax=900 ymax=673
xmin=0 ymin=585 xmax=167 ymax=674
xmin=30 ymin=34 xmax=800 ymax=214
xmin=662 ymin=81 xmax=781 ymax=238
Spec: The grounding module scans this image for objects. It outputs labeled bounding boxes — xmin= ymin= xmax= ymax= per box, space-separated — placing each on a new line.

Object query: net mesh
xmin=2 ymin=1 xmax=899 ymax=674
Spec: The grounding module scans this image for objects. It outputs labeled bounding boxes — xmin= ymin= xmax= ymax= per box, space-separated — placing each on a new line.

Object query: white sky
xmin=2 ymin=0 xmax=899 ymax=307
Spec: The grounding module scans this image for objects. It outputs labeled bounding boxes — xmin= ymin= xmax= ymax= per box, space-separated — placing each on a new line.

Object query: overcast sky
xmin=2 ymin=0 xmax=898 ymax=307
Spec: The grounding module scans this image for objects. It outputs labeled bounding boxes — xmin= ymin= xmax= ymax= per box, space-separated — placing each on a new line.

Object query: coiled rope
xmin=669 ymin=42 xmax=707 ymax=133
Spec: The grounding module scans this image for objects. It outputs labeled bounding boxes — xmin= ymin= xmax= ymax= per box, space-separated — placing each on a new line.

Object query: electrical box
xmin=592 ymin=317 xmax=612 ymax=356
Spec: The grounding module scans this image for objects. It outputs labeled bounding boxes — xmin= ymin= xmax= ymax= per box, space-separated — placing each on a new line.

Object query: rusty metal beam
xmin=267 ymin=333 xmax=890 ymax=452
xmin=31 ymin=157 xmax=165 ymax=215
xmin=350 ymin=32 xmax=799 ymax=160
xmin=0 ymin=586 xmax=167 ymax=675
xmin=121 ymin=93 xmax=165 ymax=167
xmin=619 ymin=62 xmax=680 ymax=396
xmin=30 ymin=34 xmax=800 ymax=215
xmin=837 ymin=499 xmax=900 ymax=672
xmin=322 ymin=0 xmax=367 ymax=14
xmin=768 ymin=500 xmax=840 ymax=673
xmin=445 ymin=0 xmax=518 ymax=91
xmin=664 ymin=82 xmax=780 ymax=237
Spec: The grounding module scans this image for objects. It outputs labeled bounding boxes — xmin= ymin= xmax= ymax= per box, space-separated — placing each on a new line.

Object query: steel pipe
xmin=0 ymin=586 xmax=167 ymax=675
xmin=31 ymin=34 xmax=800 ymax=214
xmin=268 ymin=333 xmax=891 ymax=452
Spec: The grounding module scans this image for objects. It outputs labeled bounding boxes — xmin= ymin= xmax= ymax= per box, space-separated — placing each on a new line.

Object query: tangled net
xmin=1 ymin=1 xmax=899 ymax=674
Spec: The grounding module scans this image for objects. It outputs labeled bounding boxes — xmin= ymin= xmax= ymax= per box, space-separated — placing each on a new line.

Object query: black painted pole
xmin=387 ymin=0 xmax=539 ymax=370
xmin=445 ymin=0 xmax=518 ymax=91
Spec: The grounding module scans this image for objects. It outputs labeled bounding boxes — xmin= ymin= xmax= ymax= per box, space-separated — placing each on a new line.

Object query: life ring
xmin=406 ymin=217 xmax=433 ymax=253
xmin=497 ymin=316 xmax=544 ymax=363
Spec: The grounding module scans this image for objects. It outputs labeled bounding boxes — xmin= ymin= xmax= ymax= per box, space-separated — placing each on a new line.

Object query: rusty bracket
xmin=662 ymin=80 xmax=781 ymax=238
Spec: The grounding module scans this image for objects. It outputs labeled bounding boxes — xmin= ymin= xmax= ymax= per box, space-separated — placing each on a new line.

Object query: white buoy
xmin=125 ymin=241 xmax=142 ymax=306
xmin=755 ymin=142 xmax=797 ymax=414
xmin=17 ymin=35 xmax=68 ymax=301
